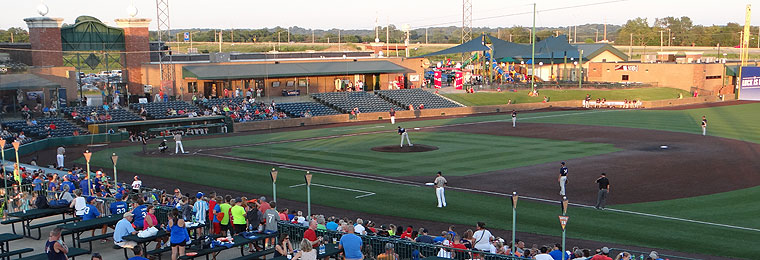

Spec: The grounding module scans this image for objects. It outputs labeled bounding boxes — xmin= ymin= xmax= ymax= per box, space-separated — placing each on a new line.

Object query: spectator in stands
xmin=274 ymin=233 xmax=294 ymax=257
xmin=647 ymin=251 xmax=662 ymax=260
xmin=46 ymin=227 xmax=69 ymax=259
xmin=339 ymin=223 xmax=363 ymax=260
xmin=219 ymin=195 xmax=233 ymax=236
xmin=129 ymin=247 xmax=149 ymax=260
xmin=590 ymin=247 xmax=613 ymax=260
xmin=472 ymin=222 xmax=493 ymax=251
xmin=615 ymin=252 xmax=632 ymax=260
xmin=168 ymin=210 xmax=189 ymax=260
xmin=354 ymin=218 xmax=366 ymax=235
xmin=303 ymin=220 xmax=322 ymax=248
xmin=415 ymin=228 xmax=434 ymax=244
xmin=131 ymin=176 xmax=142 ymax=193
xmin=292 ymin=239 xmax=317 ymax=260
xmin=231 ymin=198 xmax=247 ymax=235
xmin=70 ymin=189 xmax=87 ymax=218
xmin=550 ymin=243 xmax=570 ymax=260
xmin=113 ymin=212 xmax=138 ymax=248
xmin=535 ymin=246 xmax=553 ymax=260
xmin=131 ymin=197 xmax=148 ymax=230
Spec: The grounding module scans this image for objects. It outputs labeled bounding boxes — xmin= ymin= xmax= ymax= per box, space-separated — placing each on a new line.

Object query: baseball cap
xmin=134 ymin=175 xmax=139 ymax=180
xmin=86 ymin=196 xmax=95 ymax=203
xmin=114 ymin=193 xmax=123 ymax=200
xmin=123 ymin=212 xmax=134 ymax=218
xmin=561 ymin=161 xmax=566 ymax=165
xmin=196 ymin=192 xmax=204 ymax=199
xmin=601 ymin=247 xmax=610 ymax=254
xmin=649 ymin=251 xmax=658 ymax=258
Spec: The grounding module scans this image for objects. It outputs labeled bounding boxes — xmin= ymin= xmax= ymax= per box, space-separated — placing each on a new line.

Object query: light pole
xmin=511 ymin=192 xmax=518 ymax=254
xmin=402 ymin=24 xmax=411 ymax=57
xmin=111 ymin=153 xmax=118 ymax=186
xmin=11 ymin=141 xmax=20 ymax=186
xmin=270 ymin=168 xmax=278 ymax=203
xmin=83 ymin=150 xmax=92 ymax=196
xmin=560 ymin=196 xmax=569 ymax=260
xmin=578 ymin=50 xmax=584 ymax=88
xmin=305 ymin=171 xmax=313 ymax=216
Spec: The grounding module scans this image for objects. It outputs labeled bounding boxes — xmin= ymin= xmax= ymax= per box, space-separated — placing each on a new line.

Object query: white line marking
xmin=197 ymin=151 xmax=760 ymax=232
xmin=289 ymin=182 xmax=375 ymax=199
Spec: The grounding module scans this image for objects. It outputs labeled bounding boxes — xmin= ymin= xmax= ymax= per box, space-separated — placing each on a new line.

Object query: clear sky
xmin=1 ymin=0 xmax=755 ymax=30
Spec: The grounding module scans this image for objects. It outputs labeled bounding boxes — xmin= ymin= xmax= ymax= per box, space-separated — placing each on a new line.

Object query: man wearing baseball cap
xmin=590 ymin=247 xmax=612 ymax=260
xmin=113 ymin=212 xmax=138 ymax=248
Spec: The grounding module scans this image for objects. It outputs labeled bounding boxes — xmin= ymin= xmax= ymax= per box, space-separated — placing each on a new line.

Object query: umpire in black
xmin=595 ymin=173 xmax=610 ymax=210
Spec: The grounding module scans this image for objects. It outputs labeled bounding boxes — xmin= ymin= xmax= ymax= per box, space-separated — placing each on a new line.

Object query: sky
xmin=0 ymin=0 xmax=755 ymax=31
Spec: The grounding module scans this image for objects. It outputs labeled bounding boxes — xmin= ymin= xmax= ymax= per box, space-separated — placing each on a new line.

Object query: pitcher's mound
xmin=371 ymin=144 xmax=439 ymax=153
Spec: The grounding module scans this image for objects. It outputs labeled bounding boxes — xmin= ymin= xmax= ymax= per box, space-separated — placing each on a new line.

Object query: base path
xmin=409 ymin=122 xmax=760 ymax=205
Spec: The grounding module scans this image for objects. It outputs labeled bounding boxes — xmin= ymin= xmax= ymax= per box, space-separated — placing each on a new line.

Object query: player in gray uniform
xmin=398 ymin=126 xmax=412 ymax=148
xmin=511 ymin=110 xmax=518 ymax=128
xmin=701 ymin=116 xmax=707 ymax=136
xmin=558 ymin=162 xmax=568 ymax=196
xmin=434 ymin=171 xmax=447 ymax=207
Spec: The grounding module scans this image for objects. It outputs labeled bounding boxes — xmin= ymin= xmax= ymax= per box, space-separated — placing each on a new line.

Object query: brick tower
xmin=115 ymin=18 xmax=151 ymax=95
xmin=24 ymin=17 xmax=64 ymax=67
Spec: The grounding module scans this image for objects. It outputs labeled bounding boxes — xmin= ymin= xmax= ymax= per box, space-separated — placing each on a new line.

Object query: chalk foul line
xmin=289 ymin=183 xmax=375 ymax=199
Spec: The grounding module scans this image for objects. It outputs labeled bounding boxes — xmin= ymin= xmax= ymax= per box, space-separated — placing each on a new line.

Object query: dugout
xmin=87 ymin=115 xmax=230 ymax=137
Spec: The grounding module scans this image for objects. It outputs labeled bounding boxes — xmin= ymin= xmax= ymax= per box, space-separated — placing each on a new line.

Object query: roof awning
xmin=0 ymin=73 xmax=62 ymax=91
xmin=182 ymin=60 xmax=413 ymax=80
xmin=411 ymin=35 xmax=491 ymax=58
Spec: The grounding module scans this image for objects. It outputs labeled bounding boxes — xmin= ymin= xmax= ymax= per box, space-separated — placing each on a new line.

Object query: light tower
xmin=155 ymin=0 xmax=175 ymax=98
xmin=462 ymin=0 xmax=472 ymax=44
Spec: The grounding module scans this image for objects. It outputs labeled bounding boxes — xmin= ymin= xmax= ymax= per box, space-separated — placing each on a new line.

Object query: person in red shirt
xmin=207 ymin=192 xmax=218 ymax=234
xmin=590 ymin=247 xmax=613 ymax=260
xmin=278 ymin=208 xmax=288 ymax=221
xmin=399 ymin=227 xmax=413 ymax=240
xmin=302 ymin=220 xmax=321 ymax=248
xmin=49 ymin=123 xmax=56 ymax=130
xmin=258 ymin=197 xmax=270 ymax=213
xmin=451 ymin=236 xmax=468 ymax=258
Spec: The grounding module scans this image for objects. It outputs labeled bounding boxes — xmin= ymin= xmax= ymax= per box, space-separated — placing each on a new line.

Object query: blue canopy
xmin=412 ymin=35 xmax=490 ymax=58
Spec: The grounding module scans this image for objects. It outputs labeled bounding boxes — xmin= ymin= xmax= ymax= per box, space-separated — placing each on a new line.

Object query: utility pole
xmin=312 ymin=30 xmax=314 ymax=43
xmin=574 ymin=26 xmax=577 ymax=43
xmin=287 ymin=27 xmax=290 ymax=43
xmin=462 ymin=0 xmax=473 ymax=43
xmin=386 ymin=22 xmax=390 ymax=54
xmin=338 ymin=30 xmax=341 ymax=51
xmin=660 ymin=30 xmax=664 ymax=51
xmin=218 ymin=31 xmax=222 ymax=52
xmin=277 ymin=31 xmax=281 ymax=51
xmin=568 ymin=27 xmax=571 ymax=43
xmin=628 ymin=33 xmax=633 ymax=59
xmin=231 ymin=28 xmax=234 ymax=42
xmin=425 ymin=28 xmax=428 ymax=44
xmin=594 ymin=29 xmax=599 ymax=42
xmin=668 ymin=28 xmax=671 ymax=46
xmin=603 ymin=22 xmax=607 ymax=41
xmin=509 ymin=34 xmax=512 ymax=42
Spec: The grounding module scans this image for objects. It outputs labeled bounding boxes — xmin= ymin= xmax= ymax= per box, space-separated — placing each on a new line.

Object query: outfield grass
xmin=443 ymin=88 xmax=689 ymax=106
xmin=78 ymin=104 xmax=760 ymax=259
xmin=225 ymin=132 xmax=619 ymax=177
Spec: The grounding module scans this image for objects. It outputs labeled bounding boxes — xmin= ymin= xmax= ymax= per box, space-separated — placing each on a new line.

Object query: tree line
xmin=615 ymin=16 xmax=759 ymax=47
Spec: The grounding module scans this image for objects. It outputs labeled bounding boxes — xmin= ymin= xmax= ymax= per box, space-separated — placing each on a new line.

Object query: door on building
xmin=204 ymin=82 xmax=215 ymax=98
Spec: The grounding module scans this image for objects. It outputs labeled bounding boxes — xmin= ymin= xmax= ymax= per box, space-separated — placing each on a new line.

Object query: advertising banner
xmin=434 ymin=71 xmax=442 ymax=89
xmin=740 ymin=67 xmax=760 ymax=100
xmin=454 ymin=71 xmax=463 ymax=90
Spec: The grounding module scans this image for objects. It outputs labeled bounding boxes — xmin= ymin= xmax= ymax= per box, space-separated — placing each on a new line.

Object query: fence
xmin=469 ymin=82 xmax=658 ymax=92
xmin=0 ymin=132 xmax=130 ymax=160
xmin=609 ymin=248 xmax=702 ymax=260
xmin=278 ymin=222 xmax=531 ymax=260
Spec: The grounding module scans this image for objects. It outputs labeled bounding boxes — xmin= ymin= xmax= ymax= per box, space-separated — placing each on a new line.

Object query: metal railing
xmin=609 ymin=248 xmax=702 ymax=260
xmin=278 ymin=222 xmax=531 ymax=260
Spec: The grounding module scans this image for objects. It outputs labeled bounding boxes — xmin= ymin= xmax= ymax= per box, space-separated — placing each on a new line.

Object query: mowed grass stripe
xmin=224 ymin=132 xmax=619 ymax=177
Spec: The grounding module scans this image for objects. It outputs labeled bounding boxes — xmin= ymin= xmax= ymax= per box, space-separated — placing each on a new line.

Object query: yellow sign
xmin=305 ymin=171 xmax=313 ymax=186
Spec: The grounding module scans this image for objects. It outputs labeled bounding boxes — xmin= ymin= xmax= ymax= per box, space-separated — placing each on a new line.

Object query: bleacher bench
xmin=18 ymin=247 xmax=88 ymax=260
xmin=28 ymin=217 xmax=80 ymax=240
xmin=0 ymin=248 xmax=33 ymax=259
xmin=1 ymin=218 xmax=24 ymax=235
xmin=146 ymin=247 xmax=172 ymax=260
xmin=178 ymin=246 xmax=226 ymax=260
xmin=78 ymin=232 xmax=113 ymax=253
xmin=229 ymin=248 xmax=276 ymax=260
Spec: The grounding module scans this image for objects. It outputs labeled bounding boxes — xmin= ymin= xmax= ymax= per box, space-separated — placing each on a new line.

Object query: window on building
xmin=706 ymin=75 xmax=721 ymax=80
xmin=187 ymin=82 xmax=198 ymax=93
xmin=622 ymin=75 xmax=629 ymax=81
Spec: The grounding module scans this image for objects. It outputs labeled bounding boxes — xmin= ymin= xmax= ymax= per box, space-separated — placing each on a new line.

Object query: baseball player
xmin=511 ymin=110 xmax=518 ymax=128
xmin=558 ymin=162 xmax=568 ymax=196
xmin=389 ymin=108 xmax=396 ymax=125
xmin=701 ymin=116 xmax=707 ymax=136
xmin=434 ymin=171 xmax=447 ymax=207
xmin=56 ymin=145 xmax=65 ymax=168
xmin=398 ymin=126 xmax=413 ymax=148
xmin=173 ymin=132 xmax=186 ymax=154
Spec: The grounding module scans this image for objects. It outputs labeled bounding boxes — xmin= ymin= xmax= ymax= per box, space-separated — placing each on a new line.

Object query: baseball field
xmin=75 ymin=101 xmax=760 ymax=259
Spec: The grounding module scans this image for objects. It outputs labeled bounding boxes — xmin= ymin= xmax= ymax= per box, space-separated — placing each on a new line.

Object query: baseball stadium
xmin=2 ymin=1 xmax=760 ymax=260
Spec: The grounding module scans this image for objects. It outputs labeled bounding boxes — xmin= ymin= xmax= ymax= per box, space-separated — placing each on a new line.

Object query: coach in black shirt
xmin=595 ymin=173 xmax=610 ymax=210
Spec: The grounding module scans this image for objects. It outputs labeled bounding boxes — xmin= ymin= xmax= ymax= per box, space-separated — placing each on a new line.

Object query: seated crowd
xmin=198 ymin=96 xmax=288 ymax=122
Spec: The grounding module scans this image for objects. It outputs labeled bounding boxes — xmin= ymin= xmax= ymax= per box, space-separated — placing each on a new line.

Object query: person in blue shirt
xmin=81 ymin=197 xmax=101 ymax=221
xmin=325 ymin=216 xmax=338 ymax=231
xmin=548 ymin=243 xmax=569 ymax=260
xmin=131 ymin=198 xmax=148 ymax=230
xmin=32 ymin=175 xmax=43 ymax=191
xmin=110 ymin=193 xmax=129 ymax=215
xmin=128 ymin=247 xmax=149 ymax=260
xmin=113 ymin=212 xmax=138 ymax=248
xmin=61 ymin=176 xmax=76 ymax=193
xmin=339 ymin=225 xmax=363 ymax=260
xmin=79 ymin=178 xmax=90 ymax=196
